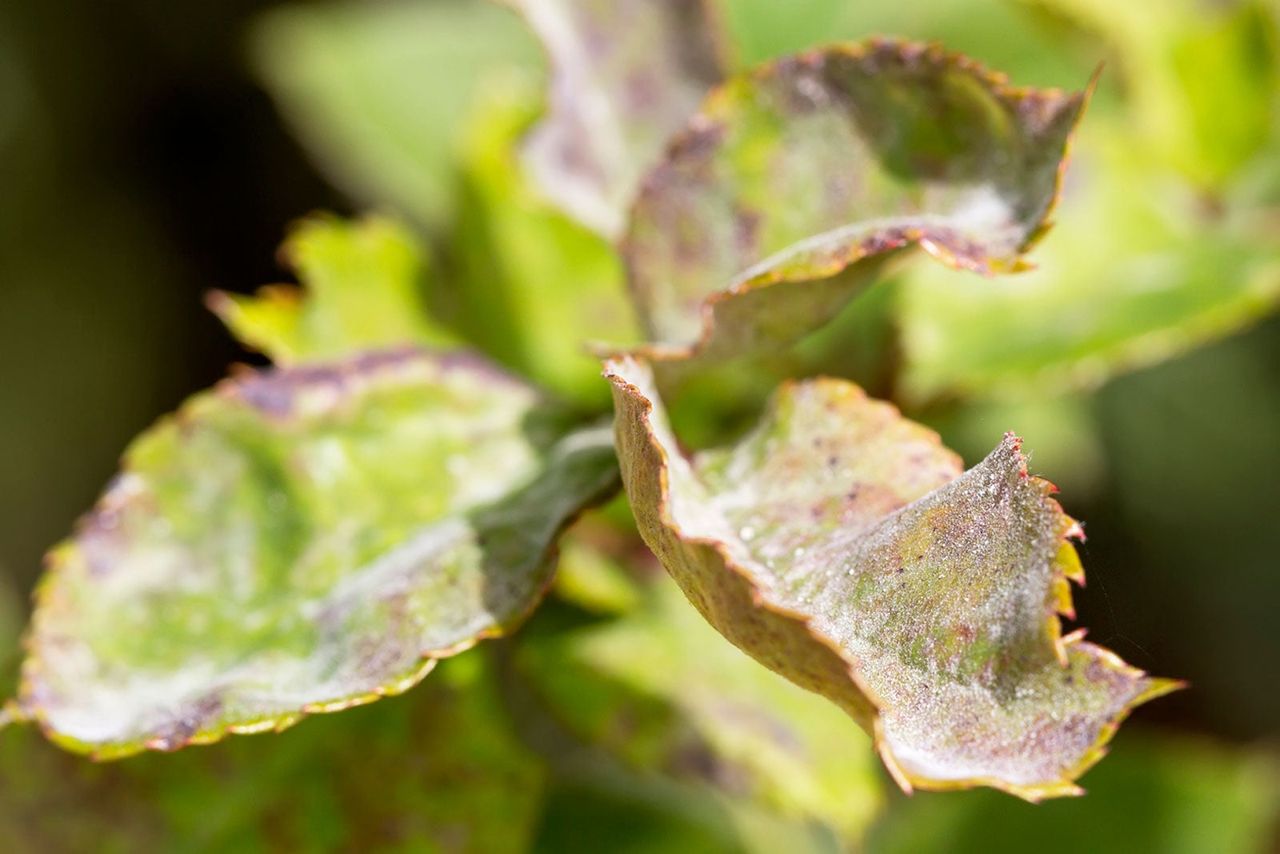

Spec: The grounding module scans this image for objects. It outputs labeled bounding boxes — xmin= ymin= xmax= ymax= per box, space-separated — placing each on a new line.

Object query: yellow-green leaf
xmin=520 ymin=571 xmax=883 ymax=843
xmin=898 ymin=123 xmax=1280 ymax=403
xmin=21 ymin=348 xmax=618 ymax=757
xmin=250 ymin=0 xmax=541 ymax=228
xmin=445 ymin=75 xmax=642 ymax=407
xmin=209 ymin=215 xmax=456 ymax=364
xmin=605 ymin=356 xmax=1177 ymax=800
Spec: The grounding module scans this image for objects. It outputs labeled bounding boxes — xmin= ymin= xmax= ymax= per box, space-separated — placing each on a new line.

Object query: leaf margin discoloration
xmin=18 ymin=346 xmax=620 ymax=760
xmin=612 ymin=37 xmax=1098 ymax=365
xmin=604 ymin=355 xmax=1182 ymax=800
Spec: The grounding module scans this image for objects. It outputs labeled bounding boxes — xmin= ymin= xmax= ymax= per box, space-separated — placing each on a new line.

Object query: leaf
xmin=1032 ymin=0 xmax=1279 ymax=188
xmin=0 ymin=655 xmax=548 ymax=852
xmin=867 ymin=733 xmax=1280 ymax=854
xmin=208 ymin=215 xmax=456 ymax=364
xmin=519 ymin=570 xmax=883 ymax=843
xmin=508 ymin=0 xmax=727 ymax=238
xmin=249 ymin=0 xmax=541 ymax=228
xmin=718 ymin=0 xmax=848 ymax=68
xmin=898 ymin=121 xmax=1280 ymax=403
xmin=605 ymin=356 xmax=1178 ymax=800
xmin=882 ymin=1 xmax=1280 ymax=403
xmin=708 ymin=4 xmax=1280 ymax=404
xmin=20 ymin=348 xmax=619 ymax=757
xmin=550 ymin=522 xmax=645 ymax=616
xmin=621 ymin=39 xmax=1089 ymax=362
xmin=444 ymin=73 xmax=642 ymax=406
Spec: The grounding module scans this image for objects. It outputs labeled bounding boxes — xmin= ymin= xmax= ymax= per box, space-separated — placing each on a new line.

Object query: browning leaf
xmin=21 ymin=348 xmax=619 ymax=757
xmin=508 ymin=0 xmax=727 ymax=238
xmin=621 ymin=39 xmax=1089 ymax=362
xmin=605 ymin=356 xmax=1178 ymax=800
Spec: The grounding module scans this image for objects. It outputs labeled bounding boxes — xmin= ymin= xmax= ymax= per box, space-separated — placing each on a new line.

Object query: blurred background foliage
xmin=0 ymin=0 xmax=1278 ymax=850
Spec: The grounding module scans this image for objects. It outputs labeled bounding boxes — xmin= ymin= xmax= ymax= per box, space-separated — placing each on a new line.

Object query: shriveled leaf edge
xmin=603 ymin=357 xmax=1183 ymax=801
xmin=606 ymin=39 xmax=1098 ymax=363
xmin=14 ymin=347 xmax=621 ymax=760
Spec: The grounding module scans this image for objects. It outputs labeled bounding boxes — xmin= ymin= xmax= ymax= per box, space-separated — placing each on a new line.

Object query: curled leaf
xmin=622 ymin=39 xmax=1089 ymax=361
xmin=605 ymin=356 xmax=1178 ymax=799
xmin=22 ymin=348 xmax=619 ymax=757
xmin=509 ymin=0 xmax=726 ymax=238
xmin=208 ymin=215 xmax=455 ymax=364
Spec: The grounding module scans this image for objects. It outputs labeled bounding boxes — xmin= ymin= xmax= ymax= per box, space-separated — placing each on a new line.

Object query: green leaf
xmin=208 ymin=215 xmax=456 ymax=363
xmin=867 ymin=733 xmax=1280 ymax=854
xmin=249 ymin=0 xmax=541 ymax=228
xmin=897 ymin=123 xmax=1280 ymax=403
xmin=1033 ymin=0 xmax=1279 ymax=188
xmin=888 ymin=0 xmax=1280 ymax=401
xmin=21 ymin=348 xmax=619 ymax=757
xmin=1 ymin=655 xmax=548 ymax=851
xmin=621 ymin=39 xmax=1088 ymax=362
xmin=520 ymin=571 xmax=883 ymax=843
xmin=718 ymin=0 xmax=847 ymax=68
xmin=445 ymin=74 xmax=642 ymax=406
xmin=552 ymin=527 xmax=645 ymax=614
xmin=508 ymin=0 xmax=727 ymax=238
xmin=605 ymin=356 xmax=1178 ymax=800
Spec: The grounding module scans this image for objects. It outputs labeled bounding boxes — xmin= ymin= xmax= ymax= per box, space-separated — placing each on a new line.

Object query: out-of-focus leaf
xmin=605 ymin=356 xmax=1176 ymax=800
xmin=719 ymin=0 xmax=847 ymax=69
xmin=249 ymin=0 xmax=541 ymax=228
xmin=208 ymin=215 xmax=456 ymax=363
xmin=550 ymin=528 xmax=644 ymax=616
xmin=898 ymin=126 xmax=1280 ymax=402
xmin=508 ymin=0 xmax=726 ymax=238
xmin=725 ymin=0 xmax=1090 ymax=87
xmin=0 ymin=655 xmax=548 ymax=852
xmin=531 ymin=770 xmax=839 ymax=854
xmin=1033 ymin=0 xmax=1279 ymax=188
xmin=446 ymin=75 xmax=641 ymax=406
xmin=520 ymin=571 xmax=883 ymax=843
xmin=621 ymin=39 xmax=1087 ymax=362
xmin=21 ymin=348 xmax=619 ymax=758
xmin=867 ymin=733 xmax=1280 ymax=854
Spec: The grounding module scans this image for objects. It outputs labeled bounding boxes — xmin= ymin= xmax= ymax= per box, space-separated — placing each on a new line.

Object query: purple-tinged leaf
xmin=605 ymin=356 xmax=1178 ymax=799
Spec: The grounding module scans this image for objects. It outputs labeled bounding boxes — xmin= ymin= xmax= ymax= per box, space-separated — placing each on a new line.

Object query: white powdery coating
xmin=627 ymin=364 xmax=1152 ymax=789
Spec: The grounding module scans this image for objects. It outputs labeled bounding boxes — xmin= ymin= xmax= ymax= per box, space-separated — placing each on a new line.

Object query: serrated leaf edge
xmin=604 ymin=357 xmax=1182 ymax=800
